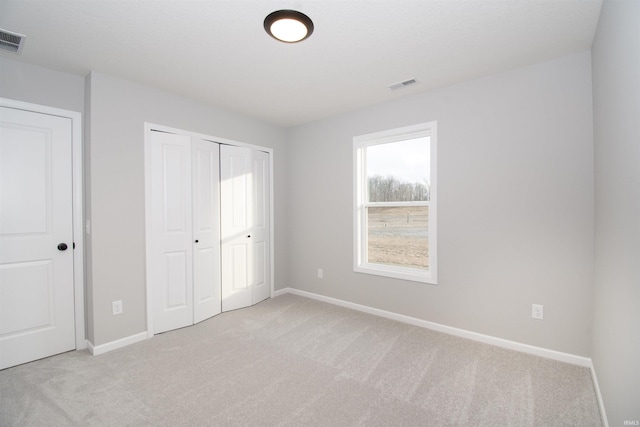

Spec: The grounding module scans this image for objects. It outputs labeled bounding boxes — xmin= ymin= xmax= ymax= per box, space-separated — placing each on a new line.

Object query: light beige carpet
xmin=0 ymin=293 xmax=602 ymax=426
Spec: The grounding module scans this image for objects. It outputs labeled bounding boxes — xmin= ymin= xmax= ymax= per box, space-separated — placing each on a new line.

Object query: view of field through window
xmin=366 ymin=137 xmax=430 ymax=270
xmin=367 ymin=206 xmax=429 ymax=269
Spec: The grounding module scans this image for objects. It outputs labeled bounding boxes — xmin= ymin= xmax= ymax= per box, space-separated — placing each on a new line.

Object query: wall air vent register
xmin=0 ymin=29 xmax=26 ymax=54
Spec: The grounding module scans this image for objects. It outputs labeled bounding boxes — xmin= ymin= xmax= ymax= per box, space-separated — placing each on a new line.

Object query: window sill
xmin=354 ymin=264 xmax=437 ymax=285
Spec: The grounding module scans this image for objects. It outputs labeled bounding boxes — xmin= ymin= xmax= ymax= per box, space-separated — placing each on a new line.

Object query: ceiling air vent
xmin=0 ymin=29 xmax=26 ymax=54
xmin=388 ymin=78 xmax=418 ymax=91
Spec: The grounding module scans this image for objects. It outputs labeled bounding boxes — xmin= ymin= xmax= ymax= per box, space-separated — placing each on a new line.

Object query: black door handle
xmin=195 ymin=240 xmax=199 ymax=243
xmin=247 ymin=235 xmax=251 ymax=238
xmin=57 ymin=243 xmax=68 ymax=251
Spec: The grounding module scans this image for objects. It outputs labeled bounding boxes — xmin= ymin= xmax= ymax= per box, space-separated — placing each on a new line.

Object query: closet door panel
xmin=221 ymin=147 xmax=252 ymax=311
xmin=250 ymin=150 xmax=270 ymax=305
xmin=221 ymin=145 xmax=270 ymax=312
xmin=192 ymin=138 xmax=221 ymax=323
xmin=149 ymin=131 xmax=193 ymax=334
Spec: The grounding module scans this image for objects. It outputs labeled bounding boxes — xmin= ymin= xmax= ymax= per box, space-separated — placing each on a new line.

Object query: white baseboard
xmin=276 ymin=287 xmax=592 ymax=367
xmin=86 ymin=331 xmax=148 ymax=356
xmin=273 ymin=288 xmax=289 ymax=297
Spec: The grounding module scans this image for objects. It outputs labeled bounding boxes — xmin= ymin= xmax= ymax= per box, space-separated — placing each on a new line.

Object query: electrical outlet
xmin=317 ymin=268 xmax=323 ymax=279
xmin=532 ymin=304 xmax=543 ymax=320
xmin=112 ymin=300 xmax=123 ymax=315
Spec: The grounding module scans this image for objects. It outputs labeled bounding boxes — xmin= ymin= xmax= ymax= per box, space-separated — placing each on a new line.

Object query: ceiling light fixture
xmin=264 ymin=10 xmax=314 ymax=43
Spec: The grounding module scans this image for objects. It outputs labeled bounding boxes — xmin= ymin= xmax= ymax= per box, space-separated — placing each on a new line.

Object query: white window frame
xmin=353 ymin=121 xmax=437 ymax=284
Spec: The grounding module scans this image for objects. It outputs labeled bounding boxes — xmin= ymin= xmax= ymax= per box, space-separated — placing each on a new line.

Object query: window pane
xmin=367 ymin=137 xmax=430 ymax=202
xmin=367 ymin=206 xmax=429 ymax=270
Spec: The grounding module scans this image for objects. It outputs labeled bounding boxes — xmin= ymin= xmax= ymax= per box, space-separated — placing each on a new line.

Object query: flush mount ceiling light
xmin=264 ymin=10 xmax=314 ymax=43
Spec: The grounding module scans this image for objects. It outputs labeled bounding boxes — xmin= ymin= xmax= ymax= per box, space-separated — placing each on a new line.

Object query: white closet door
xmin=220 ymin=145 xmax=270 ymax=312
xmin=250 ymin=149 xmax=270 ymax=305
xmin=0 ymin=107 xmax=75 ymax=369
xmin=192 ymin=138 xmax=221 ymax=323
xmin=149 ymin=131 xmax=194 ymax=334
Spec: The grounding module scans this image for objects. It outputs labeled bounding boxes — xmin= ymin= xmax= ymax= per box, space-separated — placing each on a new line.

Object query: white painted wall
xmin=85 ymin=71 xmax=286 ymax=346
xmin=591 ymin=0 xmax=640 ymax=424
xmin=286 ymin=52 xmax=595 ymax=356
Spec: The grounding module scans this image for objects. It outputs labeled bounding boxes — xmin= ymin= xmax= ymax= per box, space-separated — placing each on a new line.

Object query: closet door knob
xmin=247 ymin=235 xmax=251 ymax=238
xmin=194 ymin=240 xmax=199 ymax=243
xmin=57 ymin=243 xmax=68 ymax=251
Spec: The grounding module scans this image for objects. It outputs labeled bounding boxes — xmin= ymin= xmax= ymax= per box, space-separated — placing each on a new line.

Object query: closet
xmin=146 ymin=129 xmax=270 ymax=334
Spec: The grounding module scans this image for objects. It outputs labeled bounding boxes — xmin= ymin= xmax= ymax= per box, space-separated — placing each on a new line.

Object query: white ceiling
xmin=0 ymin=0 xmax=602 ymax=128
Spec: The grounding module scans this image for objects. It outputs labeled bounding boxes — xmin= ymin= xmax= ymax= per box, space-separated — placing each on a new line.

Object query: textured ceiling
xmin=0 ymin=0 xmax=602 ymax=128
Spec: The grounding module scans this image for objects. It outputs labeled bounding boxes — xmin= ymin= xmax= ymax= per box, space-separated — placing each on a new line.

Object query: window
xmin=353 ymin=122 xmax=437 ymax=284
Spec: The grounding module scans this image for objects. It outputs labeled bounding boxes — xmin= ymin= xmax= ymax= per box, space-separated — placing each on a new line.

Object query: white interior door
xmin=192 ymin=138 xmax=221 ymax=323
xmin=149 ymin=131 xmax=194 ymax=334
xmin=0 ymin=106 xmax=75 ymax=370
xmin=220 ymin=145 xmax=270 ymax=312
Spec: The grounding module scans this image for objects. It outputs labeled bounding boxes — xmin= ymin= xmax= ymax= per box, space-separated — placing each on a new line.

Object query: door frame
xmin=0 ymin=97 xmax=86 ymax=351
xmin=143 ymin=123 xmax=274 ymax=337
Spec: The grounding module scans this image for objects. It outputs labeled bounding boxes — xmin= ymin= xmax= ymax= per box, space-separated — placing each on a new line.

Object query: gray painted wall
xmin=0 ymin=59 xmax=288 ymax=347
xmin=0 ymin=57 xmax=84 ymax=113
xmin=4 ymin=31 xmax=637 ymax=421
xmin=84 ymin=72 xmax=94 ymax=342
xmin=591 ymin=0 xmax=640 ymax=424
xmin=85 ymin=72 xmax=287 ymax=346
xmin=286 ymin=52 xmax=595 ymax=356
